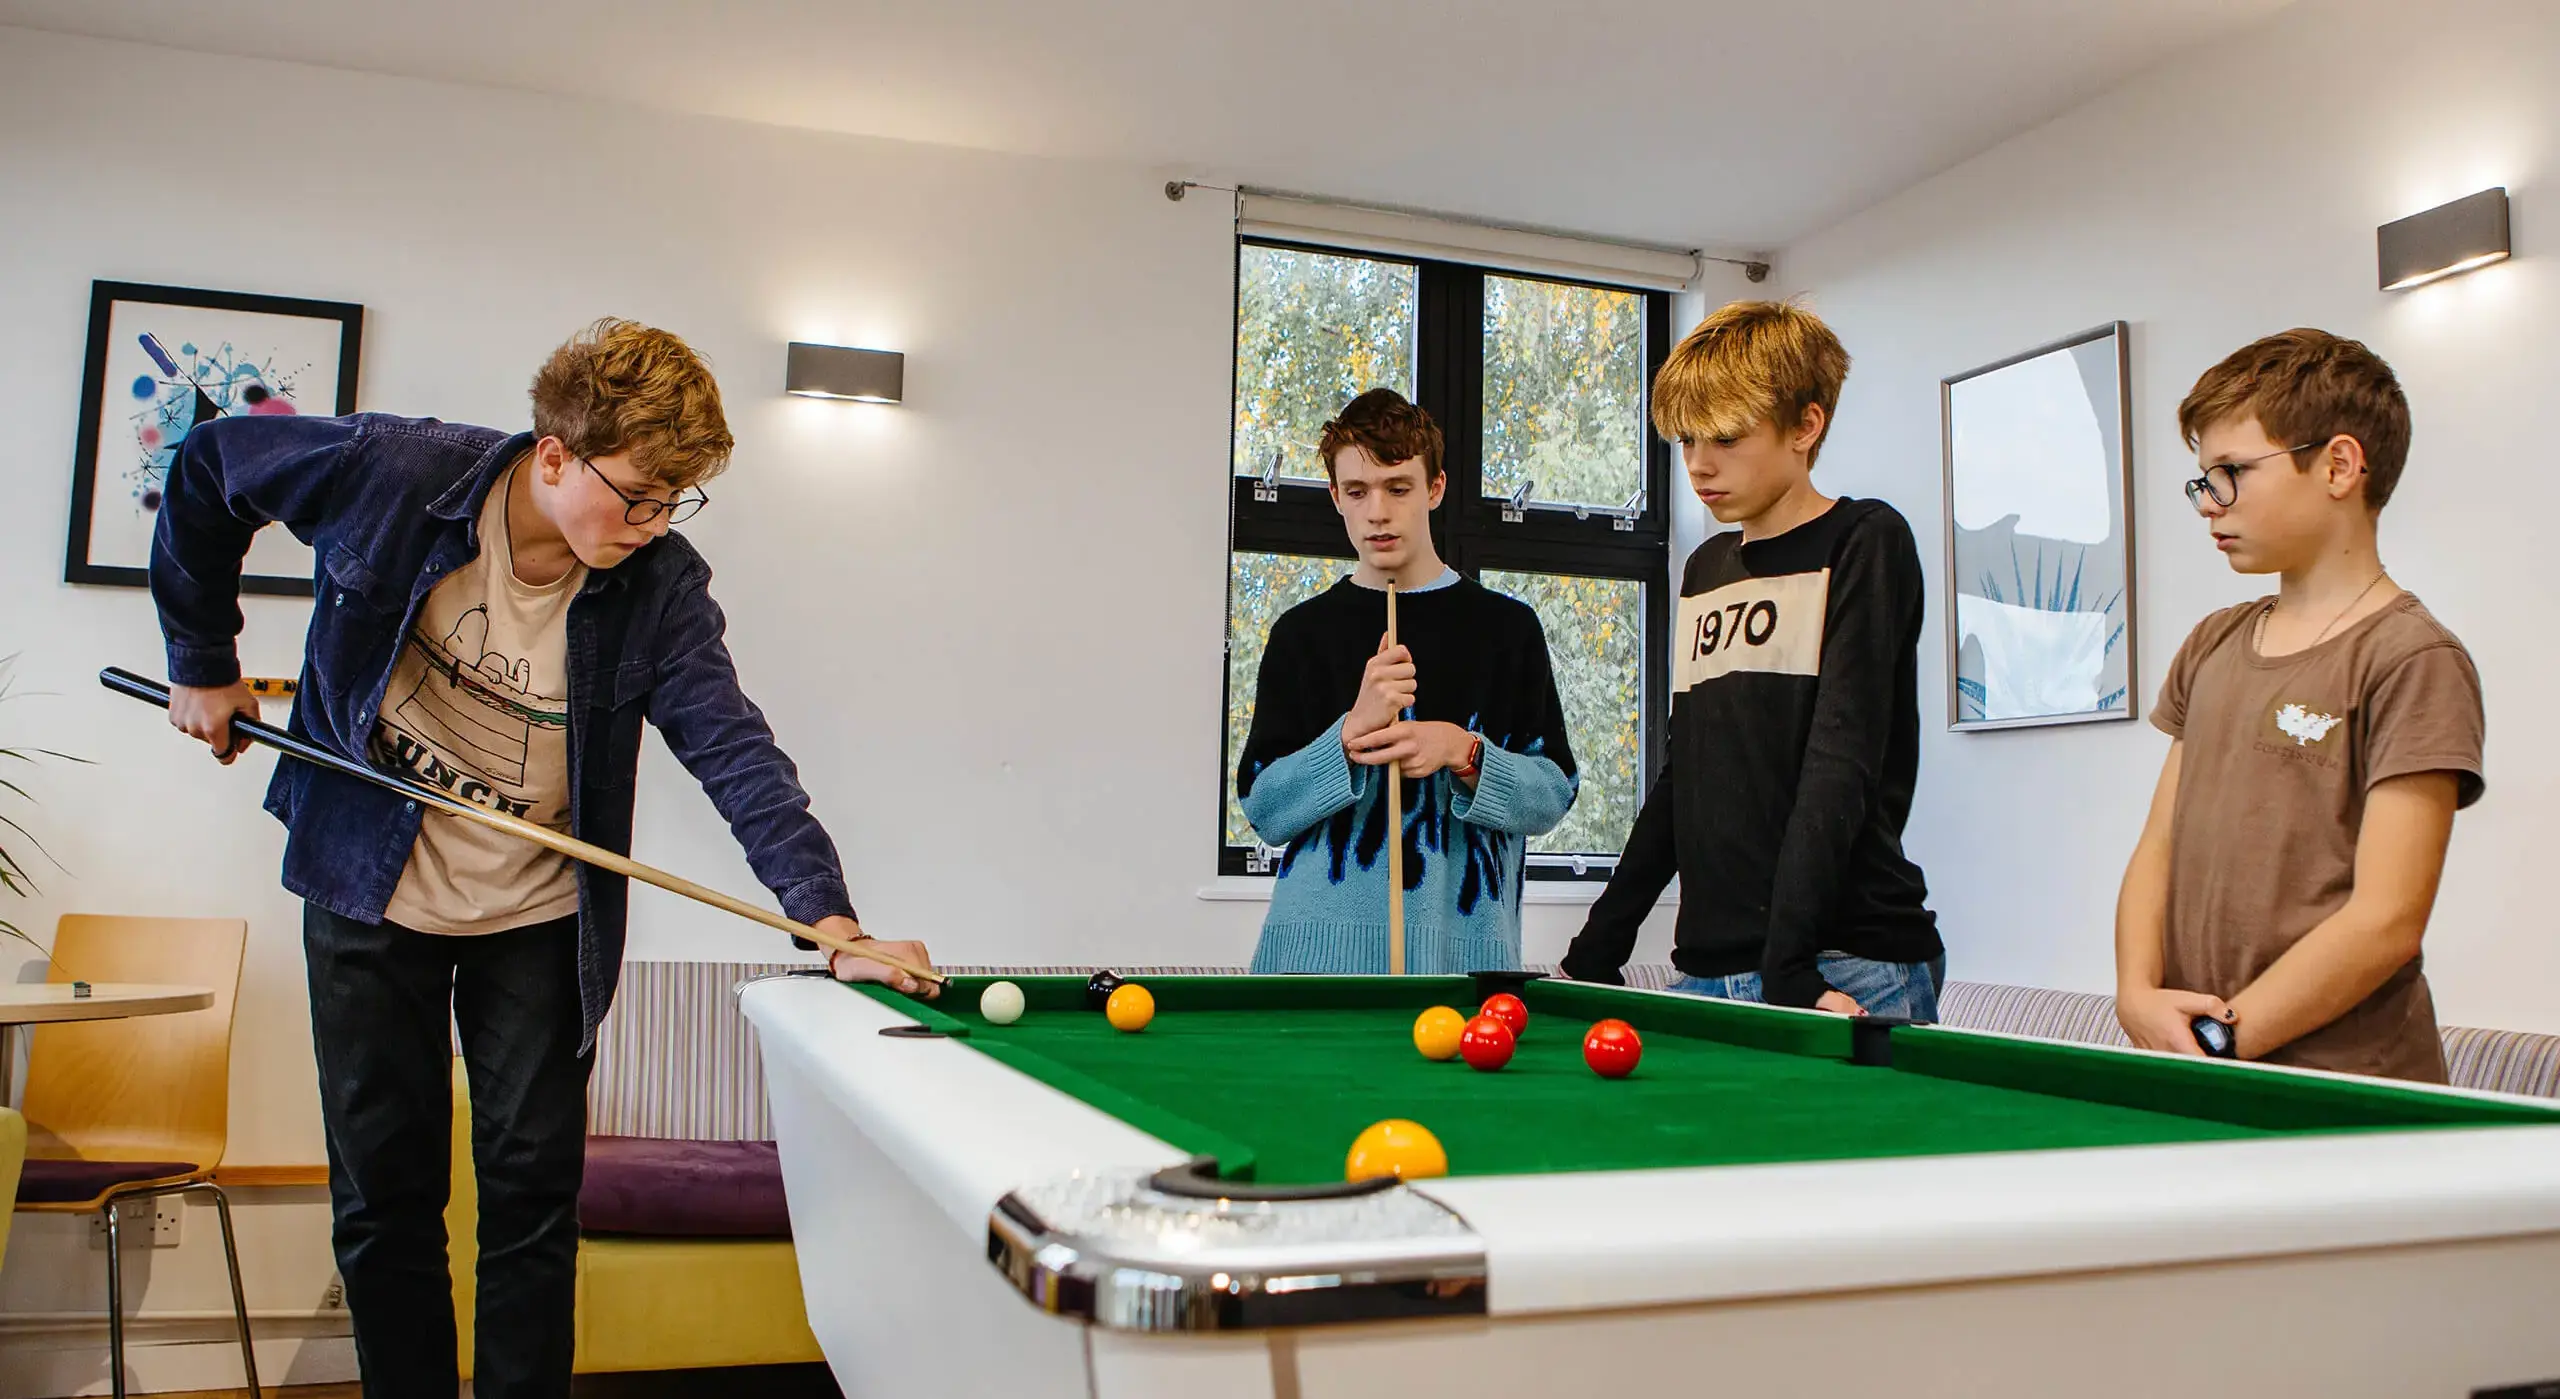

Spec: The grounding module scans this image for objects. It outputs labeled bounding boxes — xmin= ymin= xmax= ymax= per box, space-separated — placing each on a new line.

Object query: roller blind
xmin=1236 ymin=191 xmax=1703 ymax=292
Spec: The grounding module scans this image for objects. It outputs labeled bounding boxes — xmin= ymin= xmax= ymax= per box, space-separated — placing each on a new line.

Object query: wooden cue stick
xmin=1386 ymin=582 xmax=1404 ymax=976
xmin=98 ymin=667 xmax=942 ymax=987
xmin=408 ymin=783 xmax=942 ymax=984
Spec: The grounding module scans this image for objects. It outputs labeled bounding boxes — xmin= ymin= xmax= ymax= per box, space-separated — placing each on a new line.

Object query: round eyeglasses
xmin=2184 ymin=443 xmax=2319 ymax=510
xmin=581 ymin=456 xmax=708 ymax=525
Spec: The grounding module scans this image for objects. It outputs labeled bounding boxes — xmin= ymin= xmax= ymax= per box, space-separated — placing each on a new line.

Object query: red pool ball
xmin=1478 ymin=992 xmax=1529 ymax=1040
xmin=1583 ymin=1019 xmax=1642 ymax=1078
xmin=1459 ymin=1014 xmax=1516 ymax=1072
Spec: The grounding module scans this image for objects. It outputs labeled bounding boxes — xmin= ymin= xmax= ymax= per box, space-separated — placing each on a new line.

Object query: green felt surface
xmin=858 ymin=975 xmax=2555 ymax=1185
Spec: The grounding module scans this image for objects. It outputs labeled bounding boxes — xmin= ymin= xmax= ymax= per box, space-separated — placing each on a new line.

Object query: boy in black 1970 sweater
xmin=1561 ymin=301 xmax=1942 ymax=1017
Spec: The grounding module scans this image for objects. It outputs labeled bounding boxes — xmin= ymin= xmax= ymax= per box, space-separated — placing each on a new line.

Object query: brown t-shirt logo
xmin=2272 ymin=702 xmax=2345 ymax=746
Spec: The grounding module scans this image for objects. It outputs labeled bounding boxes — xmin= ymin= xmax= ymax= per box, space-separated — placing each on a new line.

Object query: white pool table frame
xmin=740 ymin=973 xmax=2560 ymax=1399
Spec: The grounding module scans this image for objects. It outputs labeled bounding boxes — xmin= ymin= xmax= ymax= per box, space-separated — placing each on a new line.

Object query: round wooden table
xmin=0 ymin=982 xmax=214 ymax=1104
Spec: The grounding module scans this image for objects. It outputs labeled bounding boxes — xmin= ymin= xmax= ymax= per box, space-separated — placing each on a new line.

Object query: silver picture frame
xmin=1941 ymin=322 xmax=2136 ymax=732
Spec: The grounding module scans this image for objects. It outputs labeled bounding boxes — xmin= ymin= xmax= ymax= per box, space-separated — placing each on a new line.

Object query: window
xmin=1479 ymin=569 xmax=1645 ymax=861
xmin=1220 ymin=241 xmax=1673 ymax=878
xmin=1235 ymin=247 xmax=1417 ymax=484
xmin=1481 ymin=275 xmax=1650 ymax=517
xmin=1222 ymin=550 xmax=1349 ymax=851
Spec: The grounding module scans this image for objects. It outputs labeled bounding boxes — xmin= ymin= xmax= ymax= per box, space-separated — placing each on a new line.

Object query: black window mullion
xmin=1643 ymin=291 xmax=1674 ymax=785
xmin=1413 ymin=261 xmax=1483 ymax=571
xmin=1230 ymin=480 xmax=1354 ymax=552
xmin=1457 ymin=512 xmax=1669 ymax=554
xmin=1465 ymin=537 xmax=1663 ymax=581
xmin=1646 ymin=541 xmax=1670 ymax=787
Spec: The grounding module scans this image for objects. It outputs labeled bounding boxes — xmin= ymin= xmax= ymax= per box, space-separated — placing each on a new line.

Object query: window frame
xmin=1221 ymin=237 xmax=1674 ymax=880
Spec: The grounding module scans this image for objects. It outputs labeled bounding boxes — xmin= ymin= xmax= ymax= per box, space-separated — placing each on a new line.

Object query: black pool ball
xmin=1085 ymin=971 xmax=1125 ymax=1011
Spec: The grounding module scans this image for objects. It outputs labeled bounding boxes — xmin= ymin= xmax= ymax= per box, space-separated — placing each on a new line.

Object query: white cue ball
xmin=980 ymin=980 xmax=1026 ymax=1025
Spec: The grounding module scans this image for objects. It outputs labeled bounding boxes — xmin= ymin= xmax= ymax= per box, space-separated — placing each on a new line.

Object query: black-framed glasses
xmin=2183 ymin=442 xmax=2319 ymax=510
xmin=581 ymin=456 xmax=707 ymax=525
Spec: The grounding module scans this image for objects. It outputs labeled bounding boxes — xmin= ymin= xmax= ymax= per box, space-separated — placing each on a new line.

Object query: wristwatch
xmin=2189 ymin=1014 xmax=2238 ymax=1059
xmin=1454 ymin=735 xmax=1483 ymax=781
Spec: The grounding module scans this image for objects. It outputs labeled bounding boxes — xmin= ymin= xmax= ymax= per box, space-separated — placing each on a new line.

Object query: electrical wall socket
xmin=86 ymin=1197 xmax=183 ymax=1249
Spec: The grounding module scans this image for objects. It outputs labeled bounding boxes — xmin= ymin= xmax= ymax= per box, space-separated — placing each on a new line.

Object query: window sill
xmin=1196 ymin=877 xmax=1677 ymax=906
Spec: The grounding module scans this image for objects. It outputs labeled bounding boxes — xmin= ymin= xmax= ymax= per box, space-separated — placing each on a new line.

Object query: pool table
xmin=738 ymin=970 xmax=2560 ymax=1399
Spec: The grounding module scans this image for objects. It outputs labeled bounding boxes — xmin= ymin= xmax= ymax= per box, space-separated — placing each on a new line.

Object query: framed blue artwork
xmin=64 ymin=279 xmax=363 ymax=598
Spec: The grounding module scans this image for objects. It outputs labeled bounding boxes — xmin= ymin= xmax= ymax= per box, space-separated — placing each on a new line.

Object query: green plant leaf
xmin=0 ymin=808 xmax=55 ymax=861
xmin=1 ymin=654 xmax=83 ymax=918
xmin=0 ymin=918 xmax=67 ymax=974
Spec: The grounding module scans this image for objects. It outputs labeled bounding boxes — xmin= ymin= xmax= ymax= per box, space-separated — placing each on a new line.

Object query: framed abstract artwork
xmin=1941 ymin=322 xmax=2136 ymax=732
xmin=65 ymin=280 xmax=363 ymax=597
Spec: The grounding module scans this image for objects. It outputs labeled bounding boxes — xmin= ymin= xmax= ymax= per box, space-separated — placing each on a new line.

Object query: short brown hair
xmin=530 ymin=319 xmax=735 ymax=489
xmin=2177 ymin=329 xmax=2411 ymax=511
xmin=1318 ymin=388 xmax=1444 ymax=482
xmin=1652 ymin=300 xmax=1851 ymax=465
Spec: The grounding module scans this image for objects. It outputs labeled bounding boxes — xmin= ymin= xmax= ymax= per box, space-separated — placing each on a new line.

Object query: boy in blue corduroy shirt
xmin=1236 ymin=389 xmax=1578 ymax=973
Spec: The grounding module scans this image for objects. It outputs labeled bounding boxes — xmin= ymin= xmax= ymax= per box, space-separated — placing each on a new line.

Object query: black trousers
xmin=304 ymin=903 xmax=590 ymax=1399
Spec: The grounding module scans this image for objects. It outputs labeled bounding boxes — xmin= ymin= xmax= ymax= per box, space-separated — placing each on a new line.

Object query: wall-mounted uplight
xmin=2378 ymin=187 xmax=2511 ymax=291
xmin=785 ymin=342 xmax=904 ymax=403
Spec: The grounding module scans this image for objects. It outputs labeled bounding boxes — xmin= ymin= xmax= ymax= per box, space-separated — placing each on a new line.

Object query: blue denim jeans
xmin=1671 ymin=952 xmax=1945 ymax=1021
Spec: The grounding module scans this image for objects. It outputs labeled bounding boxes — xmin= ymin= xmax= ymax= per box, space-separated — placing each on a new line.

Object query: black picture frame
xmin=65 ymin=279 xmax=364 ymax=598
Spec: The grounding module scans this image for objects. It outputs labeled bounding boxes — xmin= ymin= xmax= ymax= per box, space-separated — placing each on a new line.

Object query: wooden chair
xmin=12 ymin=915 xmax=256 ymax=1398
xmin=0 ymin=1104 xmax=23 ymax=1272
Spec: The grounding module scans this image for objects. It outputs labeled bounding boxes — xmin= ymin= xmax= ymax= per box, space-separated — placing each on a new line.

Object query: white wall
xmin=1775 ymin=0 xmax=2558 ymax=1033
xmin=0 ymin=27 xmax=1691 ymax=1384
xmin=44 ymin=0 xmax=2555 ymax=1377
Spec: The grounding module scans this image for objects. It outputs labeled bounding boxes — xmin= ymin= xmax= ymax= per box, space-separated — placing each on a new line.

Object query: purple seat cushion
xmin=18 ymin=1160 xmax=201 ymax=1205
xmin=579 ymin=1137 xmax=789 ymax=1238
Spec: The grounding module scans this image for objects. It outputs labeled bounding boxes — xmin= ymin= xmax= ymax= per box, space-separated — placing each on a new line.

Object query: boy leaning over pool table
xmin=149 ymin=318 xmax=937 ymax=1398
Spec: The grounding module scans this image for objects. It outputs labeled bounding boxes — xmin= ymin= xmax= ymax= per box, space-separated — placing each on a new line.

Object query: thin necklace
xmin=2258 ymin=569 xmax=2388 ymax=652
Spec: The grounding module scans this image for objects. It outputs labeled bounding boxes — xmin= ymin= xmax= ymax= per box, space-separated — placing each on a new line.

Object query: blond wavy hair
xmin=1651 ymin=300 xmax=1850 ymax=465
xmin=530 ymin=319 xmax=734 ymax=488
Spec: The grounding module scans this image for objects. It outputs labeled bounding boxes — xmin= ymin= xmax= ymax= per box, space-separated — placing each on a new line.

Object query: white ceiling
xmin=0 ymin=0 xmax=2297 ymax=249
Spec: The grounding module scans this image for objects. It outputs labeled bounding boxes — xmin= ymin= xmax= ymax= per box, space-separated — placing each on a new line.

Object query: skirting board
xmin=0 ymin=1330 xmax=352 ymax=1398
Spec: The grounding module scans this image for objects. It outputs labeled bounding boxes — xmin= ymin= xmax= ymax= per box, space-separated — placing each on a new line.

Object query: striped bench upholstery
xmin=1932 ymin=981 xmax=2560 ymax=1098
xmin=589 ymin=960 xmax=2560 ymax=1139
xmin=1938 ymin=980 xmax=2133 ymax=1049
xmin=2443 ymin=1026 xmax=2560 ymax=1099
xmin=589 ymin=960 xmax=800 ymax=1140
xmin=589 ymin=962 xmax=1267 ymax=1139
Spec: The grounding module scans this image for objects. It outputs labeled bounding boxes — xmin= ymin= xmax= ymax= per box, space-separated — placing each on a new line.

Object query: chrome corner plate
xmin=986 ymin=1164 xmax=1488 ymax=1331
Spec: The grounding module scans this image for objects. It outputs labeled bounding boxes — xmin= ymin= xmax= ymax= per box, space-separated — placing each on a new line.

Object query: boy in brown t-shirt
xmin=2114 ymin=329 xmax=2484 ymax=1082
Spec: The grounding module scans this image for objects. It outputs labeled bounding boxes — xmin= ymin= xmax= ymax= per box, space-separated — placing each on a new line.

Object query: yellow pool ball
xmin=1344 ymin=1118 xmax=1447 ymax=1183
xmin=1104 ymin=982 xmax=1155 ymax=1032
xmin=1412 ymin=1005 xmax=1467 ymax=1061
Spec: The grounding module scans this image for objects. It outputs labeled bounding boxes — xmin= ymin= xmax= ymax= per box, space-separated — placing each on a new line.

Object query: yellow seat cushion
xmin=0 ymin=1106 xmax=27 ymax=1271
xmin=447 ymin=1059 xmax=821 ymax=1376
xmin=574 ymin=1235 xmax=821 ymax=1372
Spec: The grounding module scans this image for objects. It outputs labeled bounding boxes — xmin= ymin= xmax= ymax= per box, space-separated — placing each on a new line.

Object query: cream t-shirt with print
xmin=369 ymin=463 xmax=586 ymax=934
